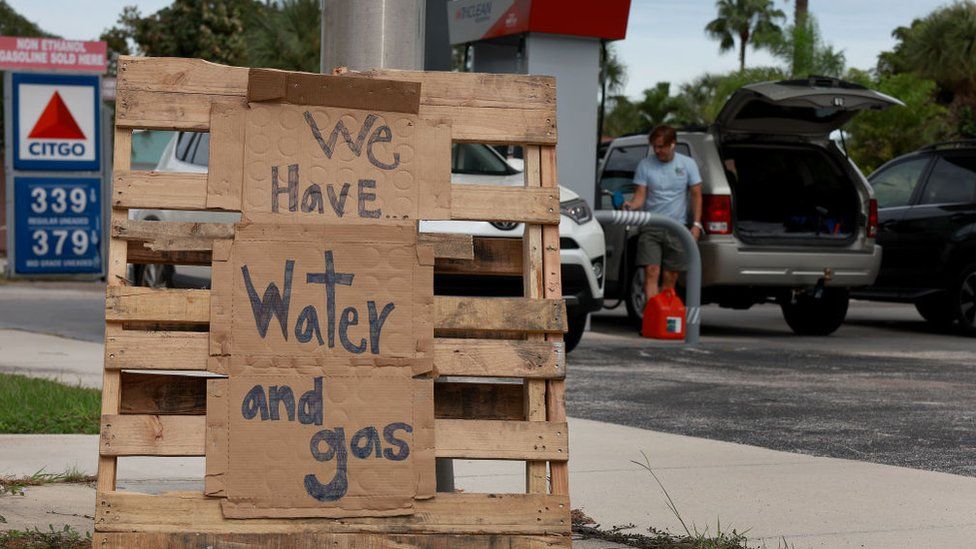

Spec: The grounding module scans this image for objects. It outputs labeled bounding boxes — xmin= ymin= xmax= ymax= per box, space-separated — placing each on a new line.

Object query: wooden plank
xmin=119 ymin=372 xmax=209 ymax=415
xmin=126 ymin=243 xmax=212 ymax=265
xmin=94 ymin=532 xmax=569 ymax=548
xmin=100 ymin=415 xmax=204 ymax=456
xmin=435 ymin=296 xmax=566 ymax=333
xmin=100 ymin=415 xmax=567 ymax=461
xmin=105 ymin=332 xmax=563 ymax=377
xmin=435 ymin=339 xmax=564 ymax=379
xmin=452 ymin=185 xmax=559 ymax=225
xmin=539 ymin=145 xmax=569 ymax=498
xmin=436 ymin=420 xmax=567 ymax=461
xmin=116 ymin=89 xmax=238 ymax=131
xmin=420 ymin=232 xmax=473 ymax=260
xmin=105 ymin=287 xmax=210 ymax=324
xmin=117 ymin=56 xmax=248 ymax=96
xmin=113 ymin=219 xmax=235 ymax=250
xmin=113 ymin=171 xmax=210 ymax=211
xmin=436 ymin=237 xmax=522 ymax=276
xmin=98 ymin=126 xmax=132 ymax=493
xmin=105 ymin=289 xmax=564 ymax=332
xmin=95 ymin=491 xmax=570 ymax=535
xmin=205 ymin=378 xmax=228 ymax=497
xmin=522 ymin=145 xmax=549 ymax=494
xmin=435 ymin=382 xmax=524 ymax=421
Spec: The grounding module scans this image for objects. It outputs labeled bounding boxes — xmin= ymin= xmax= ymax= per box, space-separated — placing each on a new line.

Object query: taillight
xmin=703 ymin=194 xmax=732 ymax=235
xmin=867 ymin=198 xmax=878 ymax=238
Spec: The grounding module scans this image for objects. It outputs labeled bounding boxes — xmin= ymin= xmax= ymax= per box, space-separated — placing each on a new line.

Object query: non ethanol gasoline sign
xmin=12 ymin=73 xmax=100 ymax=171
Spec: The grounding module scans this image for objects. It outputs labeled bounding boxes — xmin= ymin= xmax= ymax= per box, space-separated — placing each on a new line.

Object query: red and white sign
xmin=18 ymin=81 xmax=97 ymax=165
xmin=0 ymin=36 xmax=106 ymax=73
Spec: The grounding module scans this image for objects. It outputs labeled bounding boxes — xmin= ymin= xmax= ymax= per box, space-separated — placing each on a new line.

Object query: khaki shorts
xmin=636 ymin=227 xmax=688 ymax=271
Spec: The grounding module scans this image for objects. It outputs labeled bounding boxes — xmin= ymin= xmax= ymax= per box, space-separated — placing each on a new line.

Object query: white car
xmin=132 ymin=132 xmax=605 ymax=351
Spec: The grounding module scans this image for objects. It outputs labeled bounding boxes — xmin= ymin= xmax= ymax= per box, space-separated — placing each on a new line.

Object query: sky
xmin=9 ymin=0 xmax=954 ymax=99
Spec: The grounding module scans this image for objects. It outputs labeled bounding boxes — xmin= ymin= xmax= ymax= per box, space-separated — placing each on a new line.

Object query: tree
xmin=704 ymin=0 xmax=786 ymax=71
xmin=878 ymin=1 xmax=976 ymax=136
xmin=103 ymin=1 xmax=250 ymax=65
xmin=768 ymin=14 xmax=845 ymax=77
xmin=245 ymin=0 xmax=320 ymax=72
xmin=0 ymin=0 xmax=55 ymax=37
xmin=844 ymin=70 xmax=949 ymax=173
xmin=598 ymin=42 xmax=627 ymax=138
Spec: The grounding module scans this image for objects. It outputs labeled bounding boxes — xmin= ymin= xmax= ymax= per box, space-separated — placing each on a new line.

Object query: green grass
xmin=0 ymin=374 xmax=100 ymax=434
xmin=1 ymin=467 xmax=97 ymax=496
xmin=0 ymin=525 xmax=91 ymax=549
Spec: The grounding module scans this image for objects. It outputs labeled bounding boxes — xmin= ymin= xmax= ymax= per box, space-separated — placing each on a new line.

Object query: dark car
xmin=854 ymin=141 xmax=976 ymax=334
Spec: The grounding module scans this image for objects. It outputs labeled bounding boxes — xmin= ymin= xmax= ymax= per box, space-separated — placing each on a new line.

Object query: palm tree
xmin=705 ymin=0 xmax=786 ymax=71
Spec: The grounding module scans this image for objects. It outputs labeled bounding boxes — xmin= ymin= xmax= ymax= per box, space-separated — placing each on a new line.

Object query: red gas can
xmin=641 ymin=289 xmax=686 ymax=340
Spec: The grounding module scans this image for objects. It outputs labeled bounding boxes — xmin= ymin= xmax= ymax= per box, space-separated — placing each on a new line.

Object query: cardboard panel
xmin=222 ymin=367 xmax=423 ymax=517
xmin=239 ymin=103 xmax=451 ymax=224
xmin=248 ymin=68 xmax=421 ymax=114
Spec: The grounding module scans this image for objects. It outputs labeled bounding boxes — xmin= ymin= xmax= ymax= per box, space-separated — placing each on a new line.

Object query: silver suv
xmin=598 ymin=77 xmax=901 ymax=335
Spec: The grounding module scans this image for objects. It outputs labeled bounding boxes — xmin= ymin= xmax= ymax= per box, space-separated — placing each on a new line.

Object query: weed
xmin=0 ymin=525 xmax=91 ymax=549
xmin=0 ymin=467 xmax=97 ymax=496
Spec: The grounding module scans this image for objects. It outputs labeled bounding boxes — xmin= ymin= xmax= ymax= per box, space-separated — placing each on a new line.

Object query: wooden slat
xmin=118 ymin=56 xmax=248 ymax=96
xmin=436 ymin=296 xmax=565 ymax=333
xmin=540 ymin=145 xmax=570 ymax=498
xmin=105 ymin=289 xmax=564 ymax=333
xmin=106 ymin=331 xmax=563 ymax=378
xmin=119 ymin=374 xmax=524 ymax=420
xmin=105 ymin=331 xmax=210 ymax=370
xmin=116 ymin=89 xmax=231 ymax=131
xmin=100 ymin=415 xmax=203 ymax=456
xmin=435 ymin=338 xmax=564 ymax=378
xmin=436 ymin=237 xmax=522 ymax=276
xmin=100 ymin=415 xmax=567 ymax=461
xmin=113 ymin=171 xmax=209 ymax=210
xmin=94 ymin=532 xmax=569 ymax=548
xmin=205 ymin=378 xmax=228 ymax=497
xmin=105 ymin=287 xmax=210 ymax=324
xmin=435 ymin=382 xmax=524 ymax=421
xmin=126 ymin=243 xmax=212 ymax=265
xmin=522 ymin=145 xmax=549 ymax=494
xmin=436 ymin=420 xmax=567 ymax=460
xmin=113 ymin=219 xmax=235 ymax=250
xmin=95 ymin=491 xmax=570 ymax=535
xmin=421 ymin=233 xmax=474 ymax=260
xmin=120 ymin=373 xmax=209 ymax=415
xmin=452 ymin=185 xmax=559 ymax=225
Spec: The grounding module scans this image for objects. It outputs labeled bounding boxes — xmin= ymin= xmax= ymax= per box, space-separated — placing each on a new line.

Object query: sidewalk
xmin=2 ymin=325 xmax=976 ymax=546
xmin=3 ymin=419 xmax=976 ymax=548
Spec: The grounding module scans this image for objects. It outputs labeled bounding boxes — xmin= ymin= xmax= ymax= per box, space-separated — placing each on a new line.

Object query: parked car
xmin=597 ymin=77 xmax=902 ymax=335
xmin=132 ymin=132 xmax=605 ymax=351
xmin=852 ymin=140 xmax=976 ymax=334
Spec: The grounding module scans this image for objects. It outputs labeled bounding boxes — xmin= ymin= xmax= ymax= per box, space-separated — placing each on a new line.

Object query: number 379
xmin=32 ymin=230 xmax=90 ymax=256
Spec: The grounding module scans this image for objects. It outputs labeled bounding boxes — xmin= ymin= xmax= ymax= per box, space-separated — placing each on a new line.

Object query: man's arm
xmin=689 ymin=183 xmax=703 ymax=240
xmin=623 ymin=184 xmax=647 ymax=211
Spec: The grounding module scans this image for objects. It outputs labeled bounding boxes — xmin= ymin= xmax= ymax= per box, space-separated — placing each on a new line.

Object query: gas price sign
xmin=13 ymin=177 xmax=101 ymax=274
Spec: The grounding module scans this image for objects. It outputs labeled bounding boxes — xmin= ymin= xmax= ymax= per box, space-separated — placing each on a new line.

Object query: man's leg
xmin=661 ymin=269 xmax=680 ymax=290
xmin=644 ymin=264 xmax=662 ymax=299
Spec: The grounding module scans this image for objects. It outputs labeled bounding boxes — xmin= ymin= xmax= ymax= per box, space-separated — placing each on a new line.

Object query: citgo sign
xmin=12 ymin=73 xmax=100 ymax=171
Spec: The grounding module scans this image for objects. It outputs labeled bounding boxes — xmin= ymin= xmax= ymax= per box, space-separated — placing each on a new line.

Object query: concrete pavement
xmin=3 ymin=419 xmax=976 ymax=548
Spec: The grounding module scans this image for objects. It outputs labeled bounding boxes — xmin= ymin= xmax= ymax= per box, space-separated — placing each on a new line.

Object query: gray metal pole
xmin=321 ymin=0 xmax=426 ymax=72
xmin=594 ymin=210 xmax=702 ymax=345
xmin=319 ymin=0 xmax=453 ymax=491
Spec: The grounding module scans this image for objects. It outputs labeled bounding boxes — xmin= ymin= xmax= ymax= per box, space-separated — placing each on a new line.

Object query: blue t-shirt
xmin=634 ymin=153 xmax=702 ymax=223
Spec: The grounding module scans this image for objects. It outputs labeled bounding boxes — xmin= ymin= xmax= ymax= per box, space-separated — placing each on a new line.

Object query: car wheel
xmin=914 ymin=294 xmax=956 ymax=327
xmin=953 ymin=263 xmax=976 ymax=335
xmin=624 ymin=266 xmax=646 ymax=327
xmin=564 ymin=314 xmax=587 ymax=353
xmin=135 ymin=263 xmax=174 ymax=288
xmin=780 ymin=288 xmax=849 ymax=336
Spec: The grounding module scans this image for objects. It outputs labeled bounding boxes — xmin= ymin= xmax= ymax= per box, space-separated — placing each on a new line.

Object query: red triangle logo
xmin=28 ymin=92 xmax=86 ymax=140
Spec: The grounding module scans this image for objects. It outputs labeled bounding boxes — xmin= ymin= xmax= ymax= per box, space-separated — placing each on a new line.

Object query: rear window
xmin=598 ymin=142 xmax=691 ymax=209
xmin=452 ymin=143 xmax=515 ymax=176
xmin=919 ymin=155 xmax=976 ymax=205
xmin=175 ymin=132 xmax=210 ymax=167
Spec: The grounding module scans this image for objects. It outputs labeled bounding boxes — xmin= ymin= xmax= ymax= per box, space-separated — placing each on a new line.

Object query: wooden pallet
xmin=97 ymin=56 xmax=568 ymax=547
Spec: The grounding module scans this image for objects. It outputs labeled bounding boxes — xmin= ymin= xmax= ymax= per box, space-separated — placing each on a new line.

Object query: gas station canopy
xmin=447 ymin=0 xmax=631 ymax=44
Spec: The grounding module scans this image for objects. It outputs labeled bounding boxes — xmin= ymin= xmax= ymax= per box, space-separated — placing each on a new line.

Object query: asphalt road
xmin=576 ymin=302 xmax=976 ymax=476
xmin=2 ymin=281 xmax=974 ymax=477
